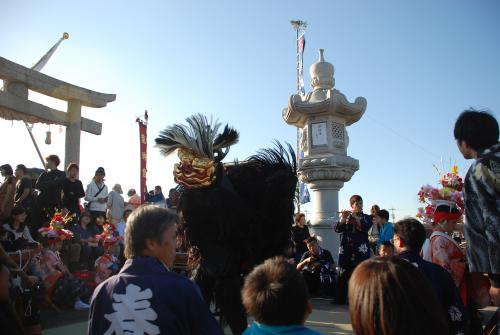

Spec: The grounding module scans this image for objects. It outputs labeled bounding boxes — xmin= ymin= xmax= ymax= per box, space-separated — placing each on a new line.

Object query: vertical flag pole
xmin=136 ymin=111 xmax=149 ymax=204
xmin=22 ymin=32 xmax=70 ymax=170
xmin=290 ymin=20 xmax=308 ymax=213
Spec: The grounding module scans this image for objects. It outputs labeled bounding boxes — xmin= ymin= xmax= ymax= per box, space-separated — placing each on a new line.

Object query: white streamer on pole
xmin=26 ymin=32 xmax=70 ymax=168
xmin=32 ymin=32 xmax=69 ymax=71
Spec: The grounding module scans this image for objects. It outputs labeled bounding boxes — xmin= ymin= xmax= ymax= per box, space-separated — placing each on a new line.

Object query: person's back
xmin=35 ymin=155 xmax=65 ymax=208
xmin=393 ymin=218 xmax=466 ymax=335
xmin=454 ymin=110 xmax=500 ymax=305
xmin=242 ymin=257 xmax=322 ymax=335
xmin=107 ymin=185 xmax=125 ymax=224
xmin=91 ymin=257 xmax=218 ymax=334
xmin=349 ymin=257 xmax=448 ymax=335
xmin=88 ymin=205 xmax=222 ymax=335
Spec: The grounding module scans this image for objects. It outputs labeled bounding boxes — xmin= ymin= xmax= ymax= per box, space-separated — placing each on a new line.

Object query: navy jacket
xmin=334 ymin=213 xmax=372 ymax=268
xmin=399 ymin=251 xmax=466 ymax=335
xmin=88 ymin=257 xmax=223 ymax=335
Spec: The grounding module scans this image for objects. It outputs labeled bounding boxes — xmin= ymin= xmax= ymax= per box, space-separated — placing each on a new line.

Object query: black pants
xmin=80 ymin=244 xmax=104 ymax=271
xmin=302 ymin=270 xmax=335 ymax=297
xmin=302 ymin=270 xmax=321 ymax=296
xmin=335 ymin=267 xmax=354 ymax=304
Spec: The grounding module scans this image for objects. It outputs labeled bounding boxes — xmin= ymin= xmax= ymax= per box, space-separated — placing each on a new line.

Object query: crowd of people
xmin=0 ymin=156 xmax=179 ymax=334
xmin=0 ymin=109 xmax=498 ymax=334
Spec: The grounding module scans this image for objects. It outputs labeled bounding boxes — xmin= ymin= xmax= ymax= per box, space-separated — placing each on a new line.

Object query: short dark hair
xmin=376 ymin=209 xmax=390 ymax=221
xmin=15 ymin=164 xmax=27 ymax=174
xmin=349 ymin=195 xmax=363 ymax=206
xmin=155 ymin=185 xmax=162 ymax=191
xmin=349 ymin=257 xmax=448 ymax=335
xmin=393 ymin=218 xmax=426 ymax=252
xmin=45 ymin=155 xmax=61 ymax=167
xmin=454 ymin=109 xmax=499 ymax=151
xmin=9 ymin=206 xmax=27 ymax=232
xmin=66 ymin=163 xmax=79 ymax=172
xmin=0 ymin=164 xmax=13 ymax=176
xmin=124 ymin=206 xmax=178 ymax=259
xmin=241 ymin=256 xmax=309 ymax=325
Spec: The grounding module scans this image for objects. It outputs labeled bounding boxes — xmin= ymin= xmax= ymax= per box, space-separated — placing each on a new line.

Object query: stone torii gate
xmin=0 ymin=57 xmax=116 ymax=167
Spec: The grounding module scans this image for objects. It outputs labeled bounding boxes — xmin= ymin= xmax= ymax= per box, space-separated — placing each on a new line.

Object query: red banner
xmin=137 ymin=119 xmax=147 ymax=204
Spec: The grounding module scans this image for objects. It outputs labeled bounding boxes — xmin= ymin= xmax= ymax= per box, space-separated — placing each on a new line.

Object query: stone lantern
xmin=282 ymin=49 xmax=367 ymax=257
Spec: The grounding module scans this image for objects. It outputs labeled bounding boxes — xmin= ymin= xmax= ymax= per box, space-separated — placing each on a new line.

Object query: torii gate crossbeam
xmin=0 ymin=56 xmax=116 ymax=167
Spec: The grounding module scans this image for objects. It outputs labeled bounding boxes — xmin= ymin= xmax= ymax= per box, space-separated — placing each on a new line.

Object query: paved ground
xmin=42 ymin=298 xmax=353 ymax=335
xmin=42 ymin=300 xmax=498 ymax=335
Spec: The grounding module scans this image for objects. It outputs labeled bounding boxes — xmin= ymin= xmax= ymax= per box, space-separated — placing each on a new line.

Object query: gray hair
xmin=124 ymin=205 xmax=178 ymax=259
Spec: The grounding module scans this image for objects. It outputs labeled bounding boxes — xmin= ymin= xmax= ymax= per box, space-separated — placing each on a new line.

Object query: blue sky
xmin=1 ymin=0 xmax=499 ymax=219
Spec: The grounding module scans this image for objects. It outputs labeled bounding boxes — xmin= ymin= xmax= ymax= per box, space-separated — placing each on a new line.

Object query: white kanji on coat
xmin=339 ymin=246 xmax=344 ymax=255
xmin=104 ymin=283 xmax=160 ymax=335
xmin=358 ymin=243 xmax=368 ymax=254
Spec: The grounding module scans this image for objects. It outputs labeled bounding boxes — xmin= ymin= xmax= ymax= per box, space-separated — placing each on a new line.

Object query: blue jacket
xmin=334 ymin=213 xmax=372 ymax=268
xmin=377 ymin=223 xmax=394 ymax=249
xmin=243 ymin=321 xmax=322 ymax=335
xmin=88 ymin=257 xmax=223 ymax=335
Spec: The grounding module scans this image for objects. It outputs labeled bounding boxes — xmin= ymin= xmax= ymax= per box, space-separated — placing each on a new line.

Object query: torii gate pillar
xmin=66 ymin=100 xmax=82 ymax=166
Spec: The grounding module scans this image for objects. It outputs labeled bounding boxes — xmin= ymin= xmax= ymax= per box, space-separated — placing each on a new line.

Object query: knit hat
xmin=95 ymin=167 xmax=106 ymax=175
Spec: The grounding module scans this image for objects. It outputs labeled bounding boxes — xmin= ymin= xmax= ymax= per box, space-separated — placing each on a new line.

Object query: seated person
xmin=296 ymin=237 xmax=335 ymax=296
xmin=242 ymin=256 xmax=321 ymax=335
xmin=68 ymin=212 xmax=103 ymax=270
xmin=0 ymin=259 xmax=25 ymax=334
xmin=2 ymin=206 xmax=38 ymax=248
xmin=0 ymin=214 xmax=43 ymax=333
xmin=94 ymin=224 xmax=121 ymax=284
xmin=378 ymin=241 xmax=394 ymax=257
xmin=115 ymin=209 xmax=132 ymax=239
xmin=39 ymin=212 xmax=92 ymax=310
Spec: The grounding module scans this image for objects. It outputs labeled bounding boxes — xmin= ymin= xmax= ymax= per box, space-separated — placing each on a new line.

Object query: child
xmin=378 ymin=241 xmax=394 ymax=257
xmin=241 ymin=256 xmax=322 ymax=335
xmin=39 ymin=211 xmax=92 ymax=310
xmin=94 ymin=223 xmax=121 ymax=284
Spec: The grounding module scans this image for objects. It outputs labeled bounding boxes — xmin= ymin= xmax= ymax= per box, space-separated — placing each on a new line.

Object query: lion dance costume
xmin=156 ymin=114 xmax=297 ymax=334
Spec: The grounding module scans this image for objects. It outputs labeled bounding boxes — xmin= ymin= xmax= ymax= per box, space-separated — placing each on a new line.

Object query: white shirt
xmin=2 ymin=223 xmax=36 ymax=243
xmin=85 ymin=181 xmax=108 ymax=212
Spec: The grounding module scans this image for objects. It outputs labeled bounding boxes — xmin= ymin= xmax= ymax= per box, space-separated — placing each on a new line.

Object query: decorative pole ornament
xmin=63 ymin=32 xmax=69 ymax=40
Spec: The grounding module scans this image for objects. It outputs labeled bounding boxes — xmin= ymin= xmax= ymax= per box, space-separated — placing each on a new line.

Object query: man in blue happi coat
xmin=88 ymin=205 xmax=223 ymax=335
xmin=333 ymin=194 xmax=372 ymax=304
